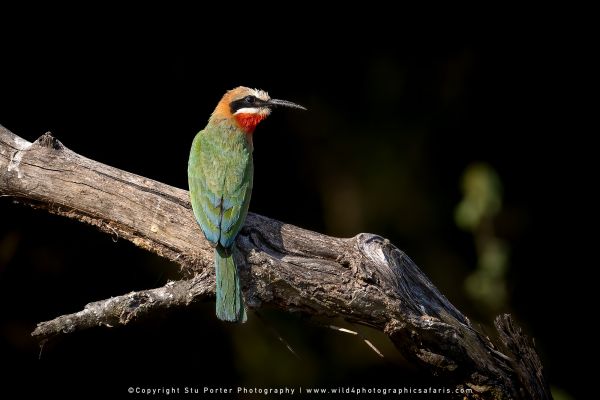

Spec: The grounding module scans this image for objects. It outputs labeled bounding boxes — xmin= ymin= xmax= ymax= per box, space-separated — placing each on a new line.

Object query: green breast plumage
xmin=188 ymin=121 xmax=253 ymax=249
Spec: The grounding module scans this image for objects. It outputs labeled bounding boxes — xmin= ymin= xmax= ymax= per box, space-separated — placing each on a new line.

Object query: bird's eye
xmin=245 ymin=96 xmax=256 ymax=104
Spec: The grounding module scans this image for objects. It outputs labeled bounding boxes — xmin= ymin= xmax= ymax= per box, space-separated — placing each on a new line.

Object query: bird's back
xmin=188 ymin=121 xmax=253 ymax=249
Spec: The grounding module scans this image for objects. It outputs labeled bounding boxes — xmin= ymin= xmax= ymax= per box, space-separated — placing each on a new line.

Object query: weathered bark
xmin=0 ymin=125 xmax=551 ymax=399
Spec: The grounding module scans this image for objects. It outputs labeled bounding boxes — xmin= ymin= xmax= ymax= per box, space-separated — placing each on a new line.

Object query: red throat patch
xmin=234 ymin=113 xmax=267 ymax=133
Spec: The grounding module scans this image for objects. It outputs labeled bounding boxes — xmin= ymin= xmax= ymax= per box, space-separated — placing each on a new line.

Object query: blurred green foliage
xmin=455 ymin=163 xmax=502 ymax=231
xmin=455 ymin=163 xmax=508 ymax=314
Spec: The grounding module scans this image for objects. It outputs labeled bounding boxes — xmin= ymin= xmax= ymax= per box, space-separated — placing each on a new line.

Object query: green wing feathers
xmin=188 ymin=127 xmax=253 ymax=248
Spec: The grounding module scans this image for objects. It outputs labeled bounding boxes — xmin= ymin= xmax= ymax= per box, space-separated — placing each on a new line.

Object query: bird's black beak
xmin=267 ymin=98 xmax=307 ymax=111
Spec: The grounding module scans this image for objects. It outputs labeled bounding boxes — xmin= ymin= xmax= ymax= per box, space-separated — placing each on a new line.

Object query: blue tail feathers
xmin=215 ymin=246 xmax=247 ymax=323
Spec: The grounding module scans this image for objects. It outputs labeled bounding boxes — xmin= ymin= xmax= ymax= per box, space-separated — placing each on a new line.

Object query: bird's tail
xmin=215 ymin=246 xmax=247 ymax=323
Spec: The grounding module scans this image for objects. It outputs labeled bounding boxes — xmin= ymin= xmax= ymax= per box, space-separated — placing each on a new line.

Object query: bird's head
xmin=211 ymin=86 xmax=306 ymax=133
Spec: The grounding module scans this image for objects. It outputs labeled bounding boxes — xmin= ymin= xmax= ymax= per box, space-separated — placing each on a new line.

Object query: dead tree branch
xmin=0 ymin=125 xmax=550 ymax=399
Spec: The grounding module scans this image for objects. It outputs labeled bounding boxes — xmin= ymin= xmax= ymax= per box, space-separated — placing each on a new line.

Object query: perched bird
xmin=188 ymin=87 xmax=305 ymax=322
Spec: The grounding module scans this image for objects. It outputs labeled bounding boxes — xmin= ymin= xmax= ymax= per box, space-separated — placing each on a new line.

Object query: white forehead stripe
xmin=250 ymin=88 xmax=270 ymax=101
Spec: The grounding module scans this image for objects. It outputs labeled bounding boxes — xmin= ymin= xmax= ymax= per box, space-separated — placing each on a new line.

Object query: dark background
xmin=0 ymin=11 xmax=587 ymax=399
